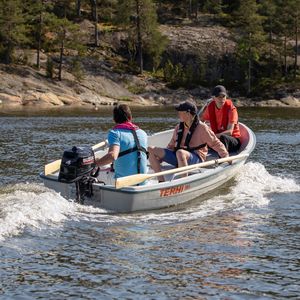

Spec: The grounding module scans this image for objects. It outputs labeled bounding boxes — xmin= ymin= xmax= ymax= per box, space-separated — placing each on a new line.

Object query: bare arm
xmin=216 ymin=123 xmax=234 ymax=138
xmin=96 ymin=144 xmax=120 ymax=167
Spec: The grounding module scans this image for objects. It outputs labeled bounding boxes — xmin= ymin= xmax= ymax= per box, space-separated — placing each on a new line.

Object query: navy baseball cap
xmin=212 ymin=85 xmax=227 ymax=97
xmin=175 ymin=100 xmax=197 ymax=115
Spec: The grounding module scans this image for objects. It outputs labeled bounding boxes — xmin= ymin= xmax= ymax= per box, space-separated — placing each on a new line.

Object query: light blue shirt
xmin=108 ymin=128 xmax=148 ymax=179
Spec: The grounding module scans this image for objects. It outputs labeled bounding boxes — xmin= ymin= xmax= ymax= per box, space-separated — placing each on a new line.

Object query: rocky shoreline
xmin=0 ymin=64 xmax=299 ymax=111
xmin=1 ymin=20 xmax=300 ymax=111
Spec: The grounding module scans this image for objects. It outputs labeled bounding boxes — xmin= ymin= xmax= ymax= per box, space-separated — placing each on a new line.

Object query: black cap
xmin=175 ymin=100 xmax=197 ymax=115
xmin=212 ymin=85 xmax=227 ymax=97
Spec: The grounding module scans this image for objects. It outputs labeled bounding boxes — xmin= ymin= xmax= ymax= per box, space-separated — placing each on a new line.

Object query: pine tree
xmin=232 ymin=0 xmax=266 ymax=94
xmin=46 ymin=5 xmax=86 ymax=80
xmin=287 ymin=0 xmax=300 ymax=78
xmin=90 ymin=0 xmax=99 ymax=46
xmin=272 ymin=0 xmax=300 ymax=78
xmin=0 ymin=0 xmax=30 ymax=63
xmin=258 ymin=0 xmax=279 ymax=79
xmin=203 ymin=0 xmax=222 ymax=15
xmin=294 ymin=2 xmax=299 ymax=78
xmin=24 ymin=0 xmax=55 ymax=69
xmin=116 ymin=0 xmax=167 ymax=74
xmin=76 ymin=0 xmax=81 ymax=18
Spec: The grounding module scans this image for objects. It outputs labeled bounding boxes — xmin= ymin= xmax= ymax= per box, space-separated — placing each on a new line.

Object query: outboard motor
xmin=58 ymin=146 xmax=99 ymax=204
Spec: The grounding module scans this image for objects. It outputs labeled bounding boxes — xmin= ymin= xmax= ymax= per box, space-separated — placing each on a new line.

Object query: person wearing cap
xmin=201 ymin=85 xmax=241 ymax=152
xmin=148 ymin=100 xmax=229 ymax=182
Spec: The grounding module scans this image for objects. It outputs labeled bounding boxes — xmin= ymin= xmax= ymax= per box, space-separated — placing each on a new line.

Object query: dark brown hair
xmin=113 ymin=104 xmax=132 ymax=124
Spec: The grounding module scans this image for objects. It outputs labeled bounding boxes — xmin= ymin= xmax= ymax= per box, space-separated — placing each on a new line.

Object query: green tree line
xmin=0 ymin=0 xmax=299 ymax=95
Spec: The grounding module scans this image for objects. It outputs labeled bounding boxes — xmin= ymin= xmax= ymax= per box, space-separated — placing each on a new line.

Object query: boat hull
xmin=40 ymin=123 xmax=255 ymax=212
xmin=87 ymin=159 xmax=244 ymax=212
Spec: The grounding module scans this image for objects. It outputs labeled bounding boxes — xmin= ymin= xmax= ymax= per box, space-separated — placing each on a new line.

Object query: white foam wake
xmin=182 ymin=162 xmax=299 ymax=219
xmin=0 ymin=163 xmax=299 ymax=239
xmin=0 ymin=183 xmax=77 ymax=241
xmin=231 ymin=162 xmax=300 ymax=209
xmin=117 ymin=162 xmax=300 ymax=224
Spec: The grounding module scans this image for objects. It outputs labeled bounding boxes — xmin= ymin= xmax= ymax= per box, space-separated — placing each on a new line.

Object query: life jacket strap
xmin=175 ymin=116 xmax=200 ymax=152
xmin=117 ymin=130 xmax=148 ymax=174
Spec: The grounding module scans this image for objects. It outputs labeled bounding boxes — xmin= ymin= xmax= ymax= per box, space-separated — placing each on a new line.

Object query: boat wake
xmin=0 ymin=183 xmax=78 ymax=241
xmin=231 ymin=161 xmax=299 ymax=208
xmin=0 ymin=162 xmax=299 ymax=241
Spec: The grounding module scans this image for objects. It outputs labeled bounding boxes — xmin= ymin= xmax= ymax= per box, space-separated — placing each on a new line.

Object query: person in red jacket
xmin=201 ymin=85 xmax=241 ymax=152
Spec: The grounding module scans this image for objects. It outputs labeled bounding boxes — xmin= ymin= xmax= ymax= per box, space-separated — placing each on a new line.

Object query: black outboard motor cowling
xmin=58 ymin=146 xmax=96 ymax=183
xmin=58 ymin=146 xmax=98 ymax=204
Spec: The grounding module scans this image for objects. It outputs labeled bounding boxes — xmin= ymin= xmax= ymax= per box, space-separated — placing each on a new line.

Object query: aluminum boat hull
xmin=40 ymin=123 xmax=256 ymax=212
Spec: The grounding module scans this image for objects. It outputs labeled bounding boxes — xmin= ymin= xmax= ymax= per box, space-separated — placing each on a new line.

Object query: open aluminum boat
xmin=40 ymin=123 xmax=256 ymax=212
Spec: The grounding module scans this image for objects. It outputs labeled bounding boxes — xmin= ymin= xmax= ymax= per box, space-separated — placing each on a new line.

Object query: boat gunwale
xmin=39 ymin=123 xmax=255 ymax=196
xmin=40 ymin=158 xmax=247 ymax=195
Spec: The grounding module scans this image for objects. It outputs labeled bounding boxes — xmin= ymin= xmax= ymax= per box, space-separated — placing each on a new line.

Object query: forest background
xmin=0 ymin=0 xmax=299 ymax=108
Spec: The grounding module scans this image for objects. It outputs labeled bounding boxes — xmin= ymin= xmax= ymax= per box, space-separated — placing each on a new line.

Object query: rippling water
xmin=0 ymin=107 xmax=299 ymax=299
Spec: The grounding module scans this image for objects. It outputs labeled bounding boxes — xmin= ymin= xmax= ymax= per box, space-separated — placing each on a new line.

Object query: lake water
xmin=0 ymin=107 xmax=299 ymax=299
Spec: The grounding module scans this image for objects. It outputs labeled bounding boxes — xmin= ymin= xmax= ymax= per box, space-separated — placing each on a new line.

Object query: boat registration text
xmin=160 ymin=184 xmax=190 ymax=197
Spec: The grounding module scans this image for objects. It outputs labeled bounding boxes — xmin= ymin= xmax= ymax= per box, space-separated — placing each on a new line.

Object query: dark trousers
xmin=219 ymin=134 xmax=241 ymax=153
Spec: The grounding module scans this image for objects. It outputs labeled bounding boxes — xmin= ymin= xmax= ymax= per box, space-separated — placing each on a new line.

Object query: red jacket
xmin=205 ymin=99 xmax=240 ymax=138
